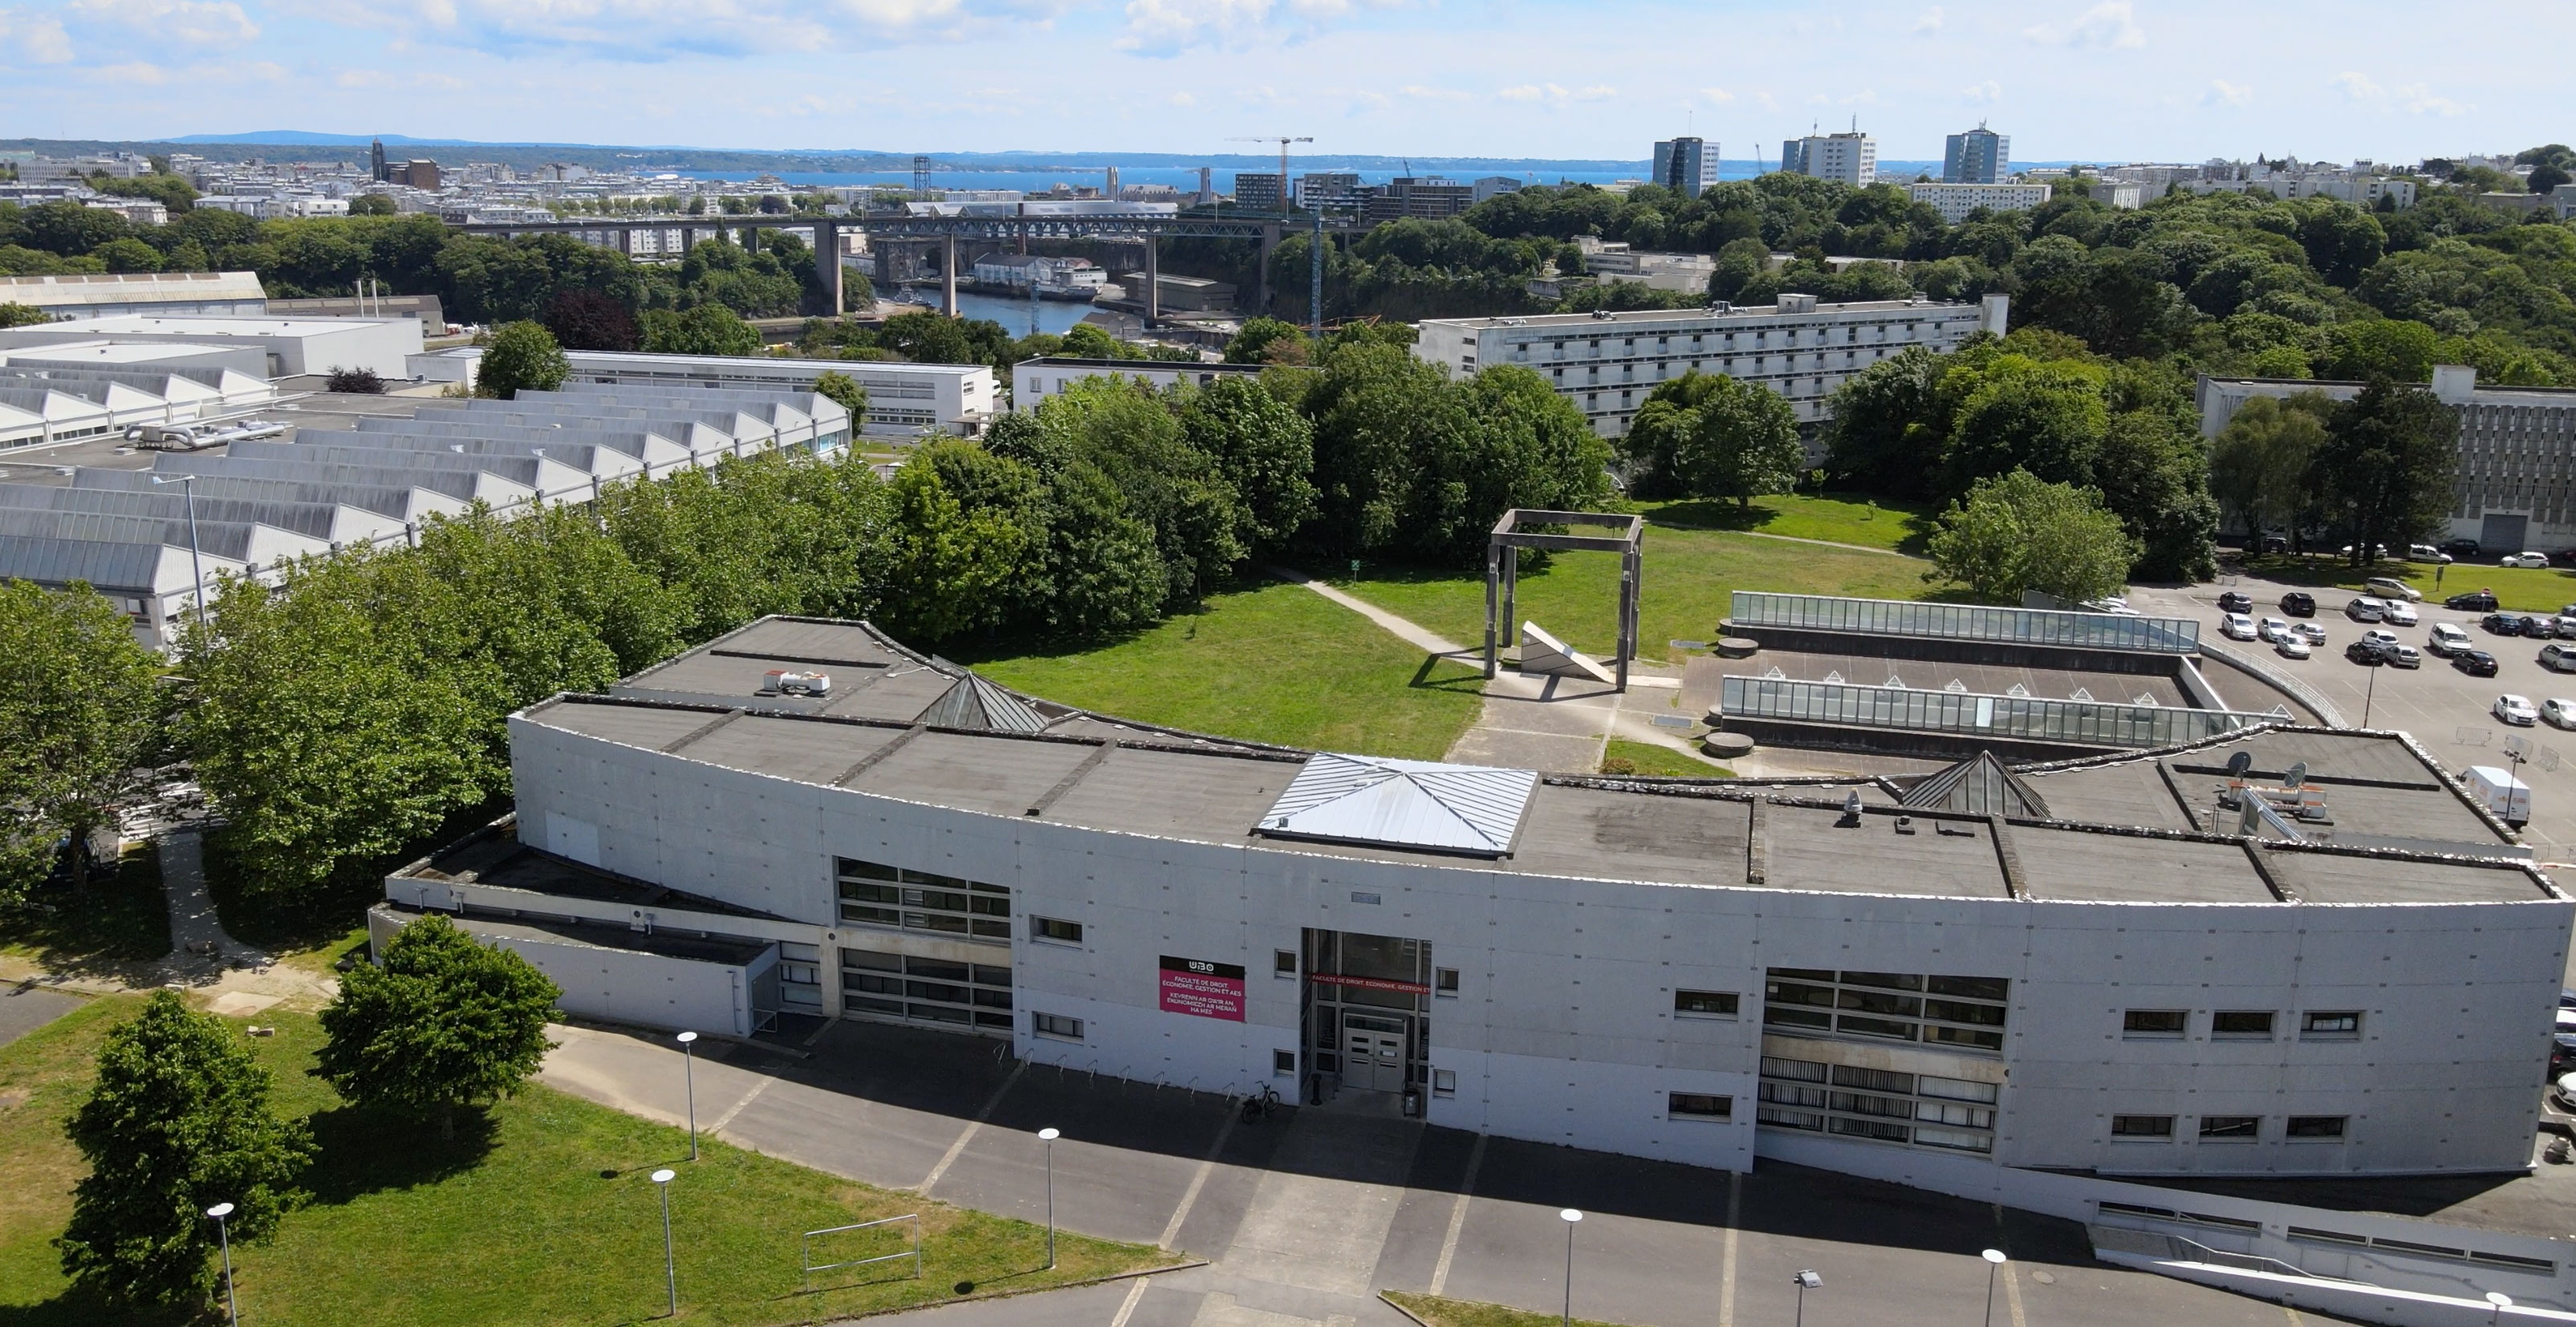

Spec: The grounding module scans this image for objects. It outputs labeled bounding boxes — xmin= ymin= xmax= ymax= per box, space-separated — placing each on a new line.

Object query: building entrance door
xmin=1342 ymin=1014 xmax=1408 ymax=1093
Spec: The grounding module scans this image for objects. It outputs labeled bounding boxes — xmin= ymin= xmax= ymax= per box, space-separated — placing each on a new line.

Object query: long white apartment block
xmin=1906 ymin=182 xmax=2055 ymax=224
xmin=558 ymin=350 xmax=995 ymax=440
xmin=1414 ymin=294 xmax=2009 ymax=440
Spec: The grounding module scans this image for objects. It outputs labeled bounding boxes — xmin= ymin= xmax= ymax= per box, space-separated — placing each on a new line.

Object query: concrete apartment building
xmin=1010 ymin=357 xmax=1262 ymax=412
xmin=1365 ymin=178 xmax=1477 ymax=221
xmin=378 ymin=614 xmax=2566 ymax=1191
xmin=2199 ymin=366 xmax=2576 ymax=552
xmin=1943 ymin=127 xmax=2010 ymax=184
xmin=1782 ymin=132 xmax=1877 ymax=186
xmin=546 ymin=350 xmax=996 ymax=440
xmin=1231 ymin=173 xmax=1286 ymax=214
xmin=1413 ymin=293 xmax=2009 ymax=439
xmin=1906 ymin=182 xmax=2054 ymax=224
xmin=1652 ymin=137 xmax=1718 ymax=198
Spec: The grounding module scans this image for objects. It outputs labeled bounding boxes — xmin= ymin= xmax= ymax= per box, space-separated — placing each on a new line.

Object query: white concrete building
xmin=1652 ymin=137 xmax=1718 ymax=198
xmin=0 ymin=313 xmax=421 ymax=379
xmin=1011 ymin=357 xmax=1262 ymax=412
xmin=559 ymin=350 xmax=995 ymax=440
xmin=1782 ymin=132 xmax=1876 ymax=186
xmin=970 ymin=254 xmax=1108 ymax=297
xmin=386 ymin=615 xmax=2567 ymax=1188
xmin=1905 ymin=183 xmax=2054 ymax=224
xmin=1413 ymin=294 xmax=2009 ymax=438
xmin=0 ymin=272 xmax=269 ymax=321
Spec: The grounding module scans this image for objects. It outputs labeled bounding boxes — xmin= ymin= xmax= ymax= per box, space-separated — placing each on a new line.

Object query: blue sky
xmin=0 ymin=0 xmax=2561 ymax=164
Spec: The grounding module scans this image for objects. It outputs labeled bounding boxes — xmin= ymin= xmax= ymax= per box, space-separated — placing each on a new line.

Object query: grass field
xmin=961 ymin=579 xmax=1486 ymax=760
xmin=1343 ymin=524 xmax=1932 ymax=664
xmin=1599 ymin=738 xmax=1731 ymax=778
xmin=1384 ymin=1290 xmax=1633 ymax=1327
xmin=2239 ymin=554 xmax=2576 ymax=615
xmin=1641 ymin=492 xmax=1937 ymax=554
xmin=0 ymin=999 xmax=1170 ymax=1326
xmin=0 ymin=847 xmax=171 ymax=972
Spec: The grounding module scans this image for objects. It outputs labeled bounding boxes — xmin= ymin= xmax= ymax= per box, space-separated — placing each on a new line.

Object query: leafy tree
xmin=2209 ymin=392 xmax=2332 ymax=542
xmin=1058 ymin=323 xmax=1142 ymax=360
xmin=1822 ymin=345 xmax=1944 ymax=497
xmin=316 ymin=913 xmax=561 ymax=1138
xmin=2316 ymin=378 xmax=2461 ymax=567
xmin=640 ymin=302 xmax=760 ymax=356
xmin=0 ymin=301 xmax=48 ymax=328
xmin=90 ymin=237 xmax=162 ymax=273
xmin=1937 ymin=357 xmax=2110 ymax=497
xmin=0 ymin=582 xmax=161 ymax=900
xmin=349 ymin=193 xmax=397 ymax=216
xmin=324 ymin=367 xmax=384 ymax=394
xmin=1303 ymin=340 xmax=1469 ymax=557
xmin=1927 ymin=469 xmax=2138 ymax=603
xmin=1177 ymin=376 xmax=1317 ymax=553
xmin=1225 ymin=317 xmax=1311 ymax=366
xmin=541 ymin=287 xmax=640 ymax=351
xmin=476 ymin=320 xmax=569 ymax=400
xmin=1618 ymin=371 xmax=1799 ymax=505
xmin=876 ymin=441 xmax=1050 ymax=642
xmin=1031 ymin=378 xmax=1246 ymax=607
xmin=58 ymin=991 xmax=314 ymax=1308
xmin=811 ymin=370 xmax=869 ymax=427
xmin=1435 ymin=364 xmax=1615 ymax=555
xmin=2529 ymin=163 xmax=2571 ymax=195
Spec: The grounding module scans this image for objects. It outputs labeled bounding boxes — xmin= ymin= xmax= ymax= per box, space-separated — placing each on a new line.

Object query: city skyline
xmin=0 ymin=1 xmax=2562 ymax=167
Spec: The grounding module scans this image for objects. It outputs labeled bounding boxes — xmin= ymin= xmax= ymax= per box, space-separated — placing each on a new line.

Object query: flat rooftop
xmin=511 ymin=617 xmax=2555 ymax=909
xmin=1733 ymin=647 xmax=2190 ymax=708
xmin=1422 ymin=298 xmax=1980 ymax=332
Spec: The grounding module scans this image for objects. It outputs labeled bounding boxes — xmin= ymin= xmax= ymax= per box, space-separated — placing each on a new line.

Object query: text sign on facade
xmin=1310 ymin=972 xmax=1429 ymax=996
xmin=1159 ymin=955 xmax=1246 ymax=1022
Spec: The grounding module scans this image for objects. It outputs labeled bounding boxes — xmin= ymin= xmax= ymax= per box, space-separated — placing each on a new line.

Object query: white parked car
xmin=2429 ymin=623 xmax=2472 ymax=655
xmin=2408 ymin=544 xmax=2454 ymax=564
xmin=2276 ymin=635 xmax=2313 ymax=659
xmin=2545 ymin=698 xmax=2576 ymax=730
xmin=2504 ymin=552 xmax=2551 ymax=569
xmin=2220 ymin=613 xmax=2258 ymax=640
xmin=2381 ymin=600 xmax=2419 ymax=626
xmin=2346 ymin=596 xmax=2387 ymax=622
xmin=2295 ymin=621 xmax=2328 ymax=645
xmin=2365 ymin=576 xmax=2425 ymax=602
xmin=2361 ymin=628 xmax=2400 ymax=650
xmin=2495 ymin=694 xmax=2541 ymax=726
xmin=2257 ymin=616 xmax=2293 ymax=642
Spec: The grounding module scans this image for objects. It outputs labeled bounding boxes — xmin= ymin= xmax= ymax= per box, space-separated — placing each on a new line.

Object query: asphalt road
xmin=0 ymin=984 xmax=81 ymax=1050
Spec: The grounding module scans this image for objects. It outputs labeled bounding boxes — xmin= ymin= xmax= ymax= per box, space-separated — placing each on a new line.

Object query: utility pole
xmin=1309 ymin=209 xmax=1325 ymax=335
xmin=1226 ymin=136 xmax=1312 ymax=217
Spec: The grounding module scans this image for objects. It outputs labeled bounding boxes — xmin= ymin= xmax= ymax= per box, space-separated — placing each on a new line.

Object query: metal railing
xmin=1731 ymin=591 xmax=2200 ymax=654
xmin=1721 ymin=675 xmax=2269 ymax=749
xmin=802 ymin=1213 xmax=921 ymax=1291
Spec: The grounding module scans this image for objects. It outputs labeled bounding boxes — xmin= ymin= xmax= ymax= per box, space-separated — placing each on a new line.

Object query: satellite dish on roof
xmin=2284 ymin=761 xmax=2307 ymax=789
xmin=2226 ymin=750 xmax=2253 ymax=778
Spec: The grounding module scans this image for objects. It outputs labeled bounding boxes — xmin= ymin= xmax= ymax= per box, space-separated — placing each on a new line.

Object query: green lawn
xmin=0 ymin=1000 xmax=1170 ymax=1326
xmin=1343 ymin=525 xmax=1934 ymax=664
xmin=0 ymin=846 xmax=171 ymax=971
xmin=2243 ymin=554 xmax=2576 ymax=615
xmin=1386 ymin=1290 xmax=1635 ymax=1327
xmin=1639 ymin=492 xmax=1937 ymax=554
xmin=1599 ymin=738 xmax=1731 ymax=778
xmin=961 ymin=579 xmax=1486 ymax=760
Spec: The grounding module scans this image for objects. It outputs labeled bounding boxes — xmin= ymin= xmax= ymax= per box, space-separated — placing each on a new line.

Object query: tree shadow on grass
xmin=300 ymin=1103 xmax=501 ymax=1206
xmin=0 ymin=1288 xmax=195 ymax=1327
xmin=1651 ymin=496 xmax=1939 ymax=556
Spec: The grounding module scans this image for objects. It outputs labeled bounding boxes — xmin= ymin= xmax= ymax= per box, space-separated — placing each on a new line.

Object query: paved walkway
xmin=536 ymin=1018 xmax=2327 ymax=1327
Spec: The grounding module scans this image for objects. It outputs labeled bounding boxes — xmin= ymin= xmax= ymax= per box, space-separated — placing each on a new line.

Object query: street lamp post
xmin=205 ymin=1202 xmax=238 ymax=1325
xmin=2489 ymin=1291 xmax=2515 ymax=1323
xmin=149 ymin=474 xmax=205 ymax=635
xmin=1981 ymin=1248 xmax=2007 ymax=1327
xmin=1558 ymin=1209 xmax=1583 ymax=1327
xmin=1793 ymin=1270 xmax=1820 ymax=1327
xmin=676 ymin=1031 xmax=699 ymax=1160
xmin=652 ymin=1168 xmax=678 ymax=1317
xmin=1037 ymin=1127 xmax=1059 ymax=1268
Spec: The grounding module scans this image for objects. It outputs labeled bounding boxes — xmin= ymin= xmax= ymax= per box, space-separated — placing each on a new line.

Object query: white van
xmin=2464 ymin=765 xmax=2532 ymax=826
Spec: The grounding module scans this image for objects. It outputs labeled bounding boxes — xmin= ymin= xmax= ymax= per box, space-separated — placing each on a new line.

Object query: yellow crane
xmin=1225 ymin=136 xmax=1311 ymax=216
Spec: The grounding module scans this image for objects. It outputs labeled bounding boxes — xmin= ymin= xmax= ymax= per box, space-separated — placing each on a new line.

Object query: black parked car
xmin=2449 ymin=589 xmax=2501 ymax=611
xmin=2444 ymin=537 xmax=2485 ymax=559
xmin=2485 ymin=611 xmax=2528 ymax=635
xmin=2345 ymin=639 xmax=2387 ymax=664
xmin=2279 ymin=591 xmax=2316 ymax=618
xmin=2216 ymin=591 xmax=2253 ymax=614
xmin=2526 ymin=615 xmax=2560 ymax=639
xmin=2456 ymin=649 xmax=2501 ymax=676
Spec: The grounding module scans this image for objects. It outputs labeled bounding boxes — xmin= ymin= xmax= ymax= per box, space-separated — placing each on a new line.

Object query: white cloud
xmin=67 ymin=0 xmax=257 ymax=43
xmin=1910 ymin=5 xmax=1941 ymax=35
xmin=335 ymin=67 xmax=465 ymax=89
xmin=2330 ymin=71 xmax=2383 ymax=102
xmin=1115 ymin=0 xmax=1396 ymax=55
xmin=0 ymin=6 xmax=74 ymax=60
xmin=1697 ymin=86 xmax=1735 ymax=104
xmin=2204 ymin=79 xmax=2253 ymax=107
xmin=1965 ymin=79 xmax=2000 ymax=104
xmin=273 ymin=0 xmax=1058 ymax=58
xmin=2397 ymin=82 xmax=2468 ymax=116
xmin=1497 ymin=83 xmax=1611 ymax=109
xmin=1398 ymin=83 xmax=1469 ymax=101
xmin=91 ymin=59 xmax=167 ymax=83
xmin=2023 ymin=0 xmax=2143 ymax=49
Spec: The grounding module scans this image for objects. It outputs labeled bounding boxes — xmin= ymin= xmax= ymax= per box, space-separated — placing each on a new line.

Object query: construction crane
xmin=1226 ymin=136 xmax=1311 ymax=217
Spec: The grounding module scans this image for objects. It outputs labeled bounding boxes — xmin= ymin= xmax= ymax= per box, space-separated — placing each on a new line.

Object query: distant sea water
xmin=671 ymin=162 xmax=1946 ymax=193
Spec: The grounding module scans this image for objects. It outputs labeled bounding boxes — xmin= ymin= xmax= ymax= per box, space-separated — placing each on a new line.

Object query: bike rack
xmin=802 ymin=1213 xmax=921 ymax=1293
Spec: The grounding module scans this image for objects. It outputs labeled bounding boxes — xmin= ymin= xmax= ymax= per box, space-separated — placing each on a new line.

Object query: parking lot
xmin=2132 ymin=570 xmax=2576 ymax=874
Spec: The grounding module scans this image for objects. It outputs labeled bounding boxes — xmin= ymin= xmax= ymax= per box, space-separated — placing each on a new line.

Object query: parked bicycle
xmin=1241 ymin=1083 xmax=1282 ymax=1123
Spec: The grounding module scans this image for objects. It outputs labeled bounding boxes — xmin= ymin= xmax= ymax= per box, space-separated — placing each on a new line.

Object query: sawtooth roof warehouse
xmin=383 ymin=617 xmax=2568 ymax=1188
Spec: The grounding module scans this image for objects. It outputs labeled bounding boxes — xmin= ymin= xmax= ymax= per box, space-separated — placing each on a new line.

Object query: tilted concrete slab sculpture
xmin=1520 ymin=621 xmax=1616 ymax=684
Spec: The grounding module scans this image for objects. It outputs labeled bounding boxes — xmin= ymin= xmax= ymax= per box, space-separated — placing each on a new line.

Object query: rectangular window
xmin=843 ymin=946 xmax=1013 ymax=1032
xmin=1033 ymin=1012 xmax=1083 ymax=1041
xmin=2112 ymin=1114 xmax=2176 ymax=1138
xmin=1668 ymin=1092 xmax=1734 ymax=1121
xmin=2123 ymin=1009 xmax=2188 ymax=1037
xmin=1675 ymin=989 xmax=1739 ymax=1019
xmin=1030 ymin=916 xmax=1083 ymax=944
xmin=1274 ymin=1049 xmax=1296 ymax=1075
xmin=1434 ymin=968 xmax=1459 ymax=996
xmin=2212 ymin=1011 xmax=2276 ymax=1040
xmin=835 ymin=858 xmax=1010 ymax=945
xmin=1432 ymin=1067 xmax=1457 ymax=1098
xmin=2200 ymin=1115 xmax=2261 ymax=1141
xmin=1755 ymin=1056 xmax=1994 ymax=1152
xmin=2299 ymin=1011 xmax=2362 ymax=1040
xmin=2286 ymin=1115 xmax=2348 ymax=1139
xmin=1762 ymin=968 xmax=2007 ymax=1052
xmin=1275 ymin=950 xmax=1298 ymax=977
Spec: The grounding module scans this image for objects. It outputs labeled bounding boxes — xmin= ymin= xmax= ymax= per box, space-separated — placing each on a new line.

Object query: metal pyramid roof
xmin=918 ymin=669 xmax=1048 ymax=735
xmin=1899 ymin=750 xmax=2052 ymax=819
xmin=1257 ymin=753 xmax=1538 ymax=858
